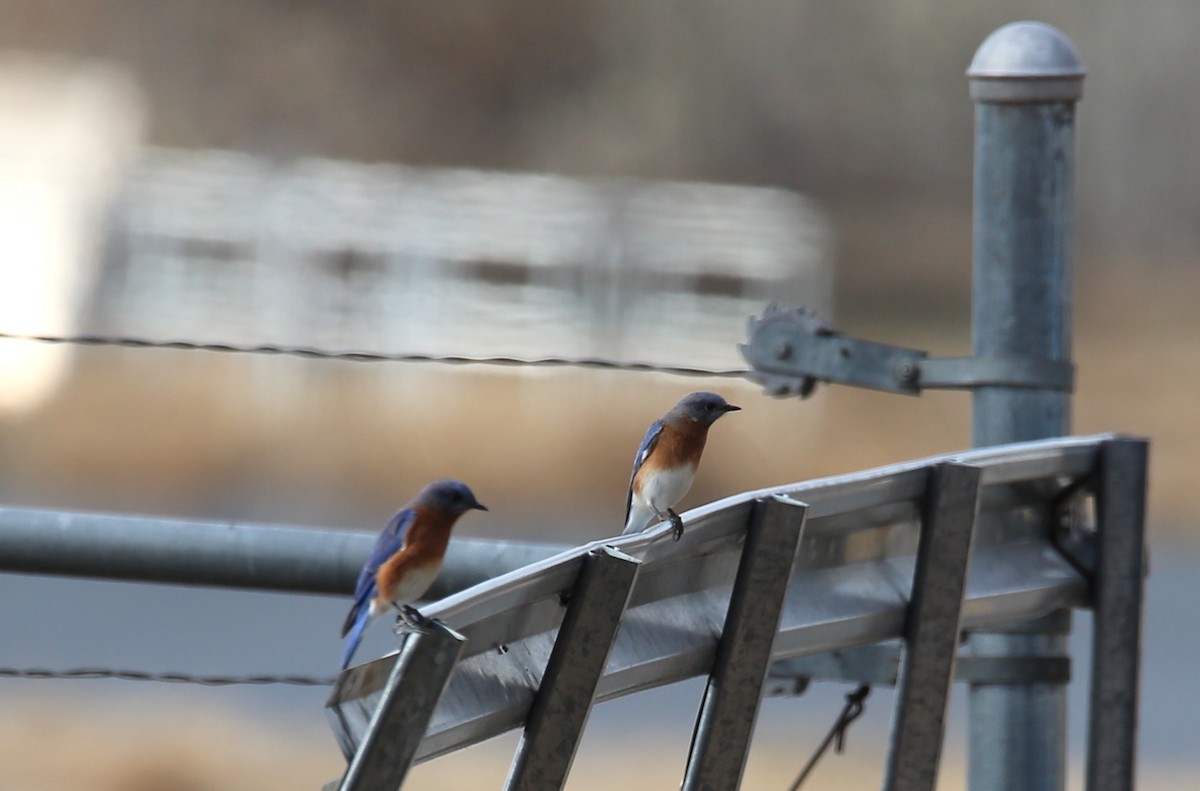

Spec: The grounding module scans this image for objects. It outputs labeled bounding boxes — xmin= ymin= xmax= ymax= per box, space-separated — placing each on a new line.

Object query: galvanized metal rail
xmin=325 ymin=434 xmax=1140 ymax=790
xmin=0 ymin=507 xmax=562 ymax=598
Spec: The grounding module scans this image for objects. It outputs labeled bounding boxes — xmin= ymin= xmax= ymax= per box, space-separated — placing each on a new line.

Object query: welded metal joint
xmin=740 ymin=305 xmax=1074 ymax=397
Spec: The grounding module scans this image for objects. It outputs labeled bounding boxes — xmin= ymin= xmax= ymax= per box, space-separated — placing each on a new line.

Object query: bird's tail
xmin=340 ymin=606 xmax=371 ymax=670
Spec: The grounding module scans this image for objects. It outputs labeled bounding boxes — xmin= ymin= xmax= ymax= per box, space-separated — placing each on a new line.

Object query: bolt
xmin=773 ymin=340 xmax=792 ymax=360
xmin=894 ymin=359 xmax=918 ymax=383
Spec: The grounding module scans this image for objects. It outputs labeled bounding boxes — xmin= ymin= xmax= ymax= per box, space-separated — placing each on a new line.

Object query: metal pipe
xmin=0 ymin=506 xmax=564 ymax=596
xmin=965 ymin=21 xmax=1085 ymax=791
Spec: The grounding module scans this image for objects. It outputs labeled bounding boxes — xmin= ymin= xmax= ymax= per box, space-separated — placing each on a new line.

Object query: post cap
xmin=968 ymin=21 xmax=1085 ymax=103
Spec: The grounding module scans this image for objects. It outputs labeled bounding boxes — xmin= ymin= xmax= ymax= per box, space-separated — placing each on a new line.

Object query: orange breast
xmin=654 ymin=421 xmax=709 ymax=469
xmin=374 ymin=506 xmax=457 ymax=604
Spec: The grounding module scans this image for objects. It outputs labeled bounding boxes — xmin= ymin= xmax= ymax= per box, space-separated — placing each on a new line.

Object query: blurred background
xmin=0 ymin=2 xmax=1196 ymax=790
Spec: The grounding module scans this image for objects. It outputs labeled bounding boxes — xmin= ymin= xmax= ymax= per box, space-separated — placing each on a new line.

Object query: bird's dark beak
xmin=723 ymin=404 xmax=742 ymax=413
xmin=472 ymin=501 xmax=489 ymax=512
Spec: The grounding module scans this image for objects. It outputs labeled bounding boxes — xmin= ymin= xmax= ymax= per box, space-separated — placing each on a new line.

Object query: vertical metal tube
xmin=1086 ymin=438 xmax=1149 ymax=791
xmin=965 ymin=21 xmax=1086 ymax=791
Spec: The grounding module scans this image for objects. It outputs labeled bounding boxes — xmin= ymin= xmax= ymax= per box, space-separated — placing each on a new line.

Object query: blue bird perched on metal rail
xmin=622 ymin=391 xmax=740 ymax=541
xmin=340 ymin=479 xmax=487 ymax=669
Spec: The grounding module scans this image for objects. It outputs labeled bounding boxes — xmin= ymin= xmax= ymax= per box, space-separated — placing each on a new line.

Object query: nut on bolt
xmin=773 ymin=340 xmax=792 ymax=360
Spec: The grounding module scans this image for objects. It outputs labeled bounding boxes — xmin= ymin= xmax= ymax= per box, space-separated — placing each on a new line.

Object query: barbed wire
xmin=0 ymin=666 xmax=335 ymax=687
xmin=0 ymin=330 xmax=748 ymax=379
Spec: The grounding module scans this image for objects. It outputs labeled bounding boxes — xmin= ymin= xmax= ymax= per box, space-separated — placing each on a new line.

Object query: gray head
xmin=668 ymin=391 xmax=741 ymax=425
xmin=416 ymin=479 xmax=488 ymax=515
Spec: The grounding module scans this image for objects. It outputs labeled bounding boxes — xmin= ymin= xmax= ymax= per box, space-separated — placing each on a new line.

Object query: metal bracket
xmin=740 ymin=305 xmax=1074 ymax=397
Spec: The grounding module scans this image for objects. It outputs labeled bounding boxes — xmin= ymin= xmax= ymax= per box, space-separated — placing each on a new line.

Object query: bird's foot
xmin=395 ymin=604 xmax=431 ymax=629
xmin=668 ymin=509 xmax=685 ymax=541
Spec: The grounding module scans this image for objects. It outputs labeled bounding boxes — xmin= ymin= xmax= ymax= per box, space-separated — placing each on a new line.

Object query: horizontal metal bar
xmin=767 ymin=648 xmax=1072 ymax=689
xmin=767 ymin=643 xmax=902 ymax=690
xmin=0 ymin=435 xmax=1110 ymax=600
xmin=918 ymin=356 xmax=1074 ymax=391
xmin=742 ymin=305 xmax=925 ymax=395
xmin=741 ymin=306 xmax=1073 ymax=396
xmin=0 ymin=506 xmax=562 ymax=596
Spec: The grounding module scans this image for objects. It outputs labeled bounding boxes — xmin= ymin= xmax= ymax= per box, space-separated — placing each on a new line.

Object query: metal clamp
xmin=955 ymin=656 xmax=1072 ymax=685
xmin=918 ymin=356 xmax=1074 ymax=391
xmin=740 ymin=305 xmax=1074 ymax=397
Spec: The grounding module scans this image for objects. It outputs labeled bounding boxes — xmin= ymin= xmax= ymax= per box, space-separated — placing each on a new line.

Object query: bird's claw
xmin=396 ymin=604 xmax=431 ymax=629
xmin=669 ymin=510 xmax=685 ymax=541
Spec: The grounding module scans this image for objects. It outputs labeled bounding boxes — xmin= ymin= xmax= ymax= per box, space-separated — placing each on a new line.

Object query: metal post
xmin=681 ymin=494 xmax=807 ymax=791
xmin=883 ymin=463 xmax=981 ymax=791
xmin=965 ymin=21 xmax=1085 ymax=791
xmin=1086 ymin=438 xmax=1148 ymax=791
xmin=505 ymin=547 xmax=640 ymax=791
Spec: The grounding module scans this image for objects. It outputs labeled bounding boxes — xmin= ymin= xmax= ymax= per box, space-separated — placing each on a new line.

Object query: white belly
xmin=639 ymin=463 xmax=696 ymax=514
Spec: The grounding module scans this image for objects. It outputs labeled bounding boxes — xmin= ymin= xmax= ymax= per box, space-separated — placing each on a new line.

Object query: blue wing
xmin=341 ymin=508 xmax=416 ymax=639
xmin=624 ymin=419 xmax=664 ymax=525
xmin=340 ymin=606 xmax=371 ymax=669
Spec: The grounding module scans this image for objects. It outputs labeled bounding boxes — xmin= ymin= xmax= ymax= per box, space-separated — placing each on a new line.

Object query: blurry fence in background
xmin=92 ymin=151 xmax=830 ymax=376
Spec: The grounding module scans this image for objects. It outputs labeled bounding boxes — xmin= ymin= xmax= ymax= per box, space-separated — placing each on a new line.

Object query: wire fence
xmin=0 ymin=666 xmax=335 ymax=687
xmin=0 ymin=330 xmax=748 ymax=379
xmin=0 ymin=328 xmax=742 ymax=700
xmin=0 ymin=669 xmax=864 ymax=790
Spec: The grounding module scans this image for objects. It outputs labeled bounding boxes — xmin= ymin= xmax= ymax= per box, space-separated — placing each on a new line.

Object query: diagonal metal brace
xmin=740 ymin=305 xmax=1074 ymax=397
xmin=883 ymin=462 xmax=981 ymax=791
xmin=504 ymin=547 xmax=640 ymax=791
xmin=682 ymin=493 xmax=808 ymax=791
xmin=334 ymin=621 xmax=467 ymax=791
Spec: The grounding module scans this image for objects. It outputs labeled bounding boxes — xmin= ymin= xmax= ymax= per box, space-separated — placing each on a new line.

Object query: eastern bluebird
xmin=340 ymin=479 xmax=487 ymax=669
xmin=623 ymin=391 xmax=740 ymax=541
